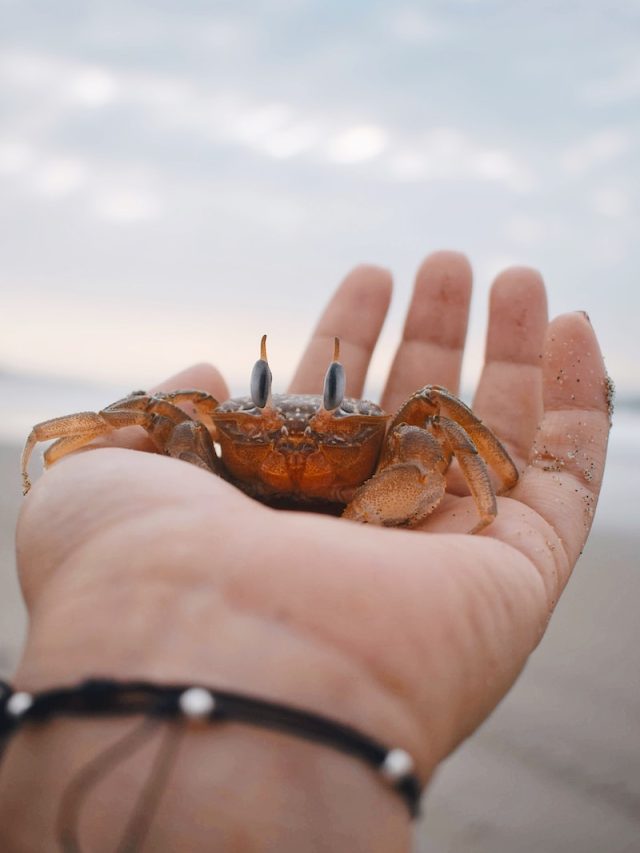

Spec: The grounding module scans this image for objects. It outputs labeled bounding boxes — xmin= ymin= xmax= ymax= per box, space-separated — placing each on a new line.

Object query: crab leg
xmin=390 ymin=385 xmax=518 ymax=493
xmin=21 ymin=395 xmax=220 ymax=494
xmin=43 ymin=433 xmax=112 ymax=468
xmin=430 ymin=417 xmax=497 ymax=533
xmin=153 ymin=390 xmax=220 ymax=435
xmin=343 ymin=424 xmax=448 ymax=527
xmin=22 ymin=411 xmax=114 ymax=494
xmin=104 ymin=392 xmax=222 ymax=469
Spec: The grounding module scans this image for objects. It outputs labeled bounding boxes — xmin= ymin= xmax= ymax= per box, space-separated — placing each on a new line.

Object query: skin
xmin=0 ymin=252 xmax=610 ymax=852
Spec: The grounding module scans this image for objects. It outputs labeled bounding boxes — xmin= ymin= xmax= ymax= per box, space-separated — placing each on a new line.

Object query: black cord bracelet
xmin=0 ymin=677 xmax=422 ymax=818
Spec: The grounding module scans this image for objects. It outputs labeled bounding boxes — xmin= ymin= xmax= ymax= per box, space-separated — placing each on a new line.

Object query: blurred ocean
xmin=1 ymin=370 xmax=636 ymax=535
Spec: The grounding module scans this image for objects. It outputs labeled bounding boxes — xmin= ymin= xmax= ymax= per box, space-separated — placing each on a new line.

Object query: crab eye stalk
xmin=323 ymin=337 xmax=346 ymax=411
xmin=250 ymin=334 xmax=272 ymax=408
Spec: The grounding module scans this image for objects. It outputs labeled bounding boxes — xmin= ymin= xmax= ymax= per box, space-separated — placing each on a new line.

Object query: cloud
xmin=0 ymin=140 xmax=35 ymax=175
xmin=504 ymin=215 xmax=545 ymax=246
xmin=228 ymin=103 xmax=321 ymax=159
xmin=67 ymin=67 xmax=119 ymax=108
xmin=589 ymin=187 xmax=631 ymax=219
xmin=31 ymin=157 xmax=87 ymax=197
xmin=385 ymin=7 xmax=448 ymax=44
xmin=0 ymin=50 xmax=118 ymax=113
xmin=388 ymin=128 xmax=534 ymax=191
xmin=561 ymin=129 xmax=632 ymax=175
xmin=0 ymin=132 xmax=163 ymax=223
xmin=94 ymin=187 xmax=163 ymax=223
xmin=0 ymin=47 xmax=535 ymax=196
xmin=583 ymin=59 xmax=640 ymax=103
xmin=327 ymin=125 xmax=388 ymax=164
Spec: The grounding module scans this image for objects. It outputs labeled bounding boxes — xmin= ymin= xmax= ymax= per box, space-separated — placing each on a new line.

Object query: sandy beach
xmin=1 ymin=439 xmax=638 ymax=852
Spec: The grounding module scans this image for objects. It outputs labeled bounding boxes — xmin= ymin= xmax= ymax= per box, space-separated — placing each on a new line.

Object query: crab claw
xmin=343 ymin=425 xmax=447 ymax=527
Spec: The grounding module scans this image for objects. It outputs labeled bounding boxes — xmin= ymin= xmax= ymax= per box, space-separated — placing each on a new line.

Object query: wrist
xmin=7 ymin=560 xmax=419 ymax=851
xmin=1 ymin=715 xmax=413 ymax=852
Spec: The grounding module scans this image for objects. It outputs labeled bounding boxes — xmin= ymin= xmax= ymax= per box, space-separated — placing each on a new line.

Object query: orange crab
xmin=21 ymin=337 xmax=518 ymax=531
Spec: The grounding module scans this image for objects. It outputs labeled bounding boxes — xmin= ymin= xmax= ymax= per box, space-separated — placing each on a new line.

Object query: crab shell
xmin=212 ymin=393 xmax=389 ymax=503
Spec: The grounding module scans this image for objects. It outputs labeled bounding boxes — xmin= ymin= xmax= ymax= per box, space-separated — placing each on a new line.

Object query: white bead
xmin=380 ymin=748 xmax=414 ymax=782
xmin=6 ymin=691 xmax=33 ymax=718
xmin=178 ymin=687 xmax=215 ymax=719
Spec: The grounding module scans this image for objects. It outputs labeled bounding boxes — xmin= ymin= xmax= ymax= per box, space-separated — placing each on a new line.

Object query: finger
xmin=472 ymin=267 xmax=548 ymax=467
xmin=510 ymin=312 xmax=611 ymax=576
xmin=381 ymin=251 xmax=472 ymax=414
xmin=90 ymin=363 xmax=229 ymax=453
xmin=288 ymin=265 xmax=392 ymax=397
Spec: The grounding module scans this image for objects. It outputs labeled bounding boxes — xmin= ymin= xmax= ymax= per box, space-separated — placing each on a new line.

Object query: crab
xmin=21 ymin=337 xmax=518 ymax=532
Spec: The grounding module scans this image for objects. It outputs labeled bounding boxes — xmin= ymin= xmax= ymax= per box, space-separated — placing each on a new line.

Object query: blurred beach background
xmin=1 ymin=2 xmax=638 ymax=850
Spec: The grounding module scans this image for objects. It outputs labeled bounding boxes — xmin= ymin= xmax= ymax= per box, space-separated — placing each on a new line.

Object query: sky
xmin=1 ymin=0 xmax=639 ymax=399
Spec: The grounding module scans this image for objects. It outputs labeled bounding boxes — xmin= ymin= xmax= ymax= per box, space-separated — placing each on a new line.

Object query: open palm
xmin=15 ymin=251 xmax=610 ymax=815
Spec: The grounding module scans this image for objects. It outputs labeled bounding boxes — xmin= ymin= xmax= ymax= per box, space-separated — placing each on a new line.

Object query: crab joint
xmin=323 ymin=336 xmax=346 ymax=412
xmin=250 ymin=334 xmax=273 ymax=409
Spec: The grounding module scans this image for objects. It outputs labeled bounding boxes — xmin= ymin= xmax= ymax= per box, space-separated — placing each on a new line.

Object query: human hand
xmin=5 ymin=252 xmax=611 ymax=850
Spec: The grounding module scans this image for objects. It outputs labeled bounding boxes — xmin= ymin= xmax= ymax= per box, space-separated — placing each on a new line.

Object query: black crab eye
xmin=323 ymin=337 xmax=346 ymax=411
xmin=250 ymin=334 xmax=272 ymax=409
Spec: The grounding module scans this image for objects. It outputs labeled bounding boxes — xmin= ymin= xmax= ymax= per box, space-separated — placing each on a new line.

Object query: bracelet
xmin=0 ymin=678 xmax=422 ymax=819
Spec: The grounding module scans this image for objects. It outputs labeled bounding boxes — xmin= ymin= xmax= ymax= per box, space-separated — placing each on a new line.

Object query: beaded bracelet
xmin=0 ymin=678 xmax=422 ymax=819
